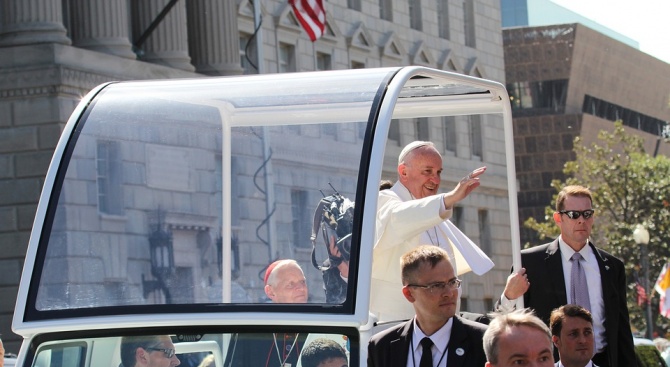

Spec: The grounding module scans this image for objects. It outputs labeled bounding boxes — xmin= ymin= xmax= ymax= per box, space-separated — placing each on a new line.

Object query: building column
xmin=186 ymin=0 xmax=243 ymax=76
xmin=0 ymin=0 xmax=71 ymax=46
xmin=132 ymin=0 xmax=195 ymax=72
xmin=69 ymin=0 xmax=136 ymax=59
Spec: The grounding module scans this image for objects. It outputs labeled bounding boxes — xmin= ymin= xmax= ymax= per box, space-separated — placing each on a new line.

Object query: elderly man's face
xmin=398 ymin=147 xmax=443 ymax=199
xmin=265 ymin=264 xmax=308 ymax=303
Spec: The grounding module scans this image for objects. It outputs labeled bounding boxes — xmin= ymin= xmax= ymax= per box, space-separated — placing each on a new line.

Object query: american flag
xmin=289 ymin=0 xmax=326 ymax=42
xmin=636 ymin=281 xmax=648 ymax=306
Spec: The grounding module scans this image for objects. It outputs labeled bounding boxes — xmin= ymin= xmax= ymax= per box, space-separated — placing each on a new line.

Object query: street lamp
xmin=633 ymin=224 xmax=652 ymax=339
xmin=142 ymin=210 xmax=174 ymax=303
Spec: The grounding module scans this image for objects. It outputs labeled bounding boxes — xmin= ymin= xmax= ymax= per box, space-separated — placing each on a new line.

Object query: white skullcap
xmin=398 ymin=141 xmax=436 ymax=165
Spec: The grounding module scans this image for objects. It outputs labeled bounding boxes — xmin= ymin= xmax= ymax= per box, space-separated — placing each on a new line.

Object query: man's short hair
xmin=120 ymin=335 xmax=163 ymax=367
xmin=300 ymin=338 xmax=347 ymax=367
xmin=555 ymin=185 xmax=593 ymax=211
xmin=379 ymin=180 xmax=394 ymax=191
xmin=549 ymin=304 xmax=593 ymax=337
xmin=398 ymin=141 xmax=437 ymax=165
xmin=400 ymin=245 xmax=451 ymax=285
xmin=483 ymin=309 xmax=552 ymax=364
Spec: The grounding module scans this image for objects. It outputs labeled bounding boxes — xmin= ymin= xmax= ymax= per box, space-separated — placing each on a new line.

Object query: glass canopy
xmin=14 ymin=66 xmax=518 ymax=367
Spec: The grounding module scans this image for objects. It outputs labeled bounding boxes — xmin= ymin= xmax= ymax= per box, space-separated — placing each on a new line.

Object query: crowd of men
xmin=117 ymin=140 xmax=638 ymax=367
xmin=366 ymin=141 xmax=636 ymax=367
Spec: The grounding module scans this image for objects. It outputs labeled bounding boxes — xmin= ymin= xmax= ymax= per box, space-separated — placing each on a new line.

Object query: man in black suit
xmin=498 ymin=185 xmax=636 ymax=367
xmin=368 ymin=245 xmax=487 ymax=367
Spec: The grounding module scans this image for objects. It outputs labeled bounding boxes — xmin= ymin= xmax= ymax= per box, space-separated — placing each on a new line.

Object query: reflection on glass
xmin=32 ymin=333 xmax=352 ymax=367
xmin=35 ymin=92 xmax=365 ymax=309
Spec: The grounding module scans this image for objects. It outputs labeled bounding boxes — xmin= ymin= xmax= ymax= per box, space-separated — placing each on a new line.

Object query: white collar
xmin=412 ymin=317 xmax=453 ymax=356
xmin=558 ymin=236 xmax=592 ymax=262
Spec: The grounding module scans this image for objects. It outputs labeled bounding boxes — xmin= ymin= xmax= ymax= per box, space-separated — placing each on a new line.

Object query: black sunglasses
xmin=145 ymin=347 xmax=176 ymax=358
xmin=559 ymin=209 xmax=595 ymax=220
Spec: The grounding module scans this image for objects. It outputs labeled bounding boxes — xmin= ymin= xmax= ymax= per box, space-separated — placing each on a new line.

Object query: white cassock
xmin=370 ymin=181 xmax=494 ymax=321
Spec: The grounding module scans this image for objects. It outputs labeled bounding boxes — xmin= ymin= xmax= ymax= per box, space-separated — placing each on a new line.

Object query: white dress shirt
xmin=408 ymin=317 xmax=453 ymax=367
xmin=558 ymin=238 xmax=606 ymax=353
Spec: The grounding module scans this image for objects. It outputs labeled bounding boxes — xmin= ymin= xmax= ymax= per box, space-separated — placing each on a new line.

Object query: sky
xmin=553 ymin=0 xmax=670 ymax=64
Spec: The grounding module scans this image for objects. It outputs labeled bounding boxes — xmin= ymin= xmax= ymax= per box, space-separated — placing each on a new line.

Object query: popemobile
xmin=11 ymin=66 xmax=521 ymax=367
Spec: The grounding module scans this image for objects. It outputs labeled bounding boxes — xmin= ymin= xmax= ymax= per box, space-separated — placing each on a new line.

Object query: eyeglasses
xmin=145 ymin=347 xmax=176 ymax=358
xmin=407 ymin=279 xmax=461 ymax=293
xmin=558 ymin=209 xmax=595 ymax=220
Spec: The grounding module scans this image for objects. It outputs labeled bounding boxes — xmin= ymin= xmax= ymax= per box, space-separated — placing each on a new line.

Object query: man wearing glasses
xmin=497 ymin=185 xmax=636 ymax=367
xmin=120 ymin=335 xmax=181 ymax=367
xmin=368 ymin=245 xmax=487 ymax=367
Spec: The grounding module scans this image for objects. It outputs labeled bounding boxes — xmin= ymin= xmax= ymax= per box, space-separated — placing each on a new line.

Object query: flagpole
xmin=255 ymin=0 xmax=279 ymax=260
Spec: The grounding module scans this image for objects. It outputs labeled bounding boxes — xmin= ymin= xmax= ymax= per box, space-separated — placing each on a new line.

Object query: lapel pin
xmin=456 ymin=348 xmax=464 ymax=356
xmin=605 ymin=265 xmax=610 ymax=270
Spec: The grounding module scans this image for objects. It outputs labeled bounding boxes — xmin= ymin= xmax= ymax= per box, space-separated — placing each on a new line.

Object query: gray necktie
xmin=570 ymin=252 xmax=591 ymax=311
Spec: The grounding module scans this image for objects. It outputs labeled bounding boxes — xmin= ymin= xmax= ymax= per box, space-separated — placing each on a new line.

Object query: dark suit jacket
xmin=520 ymin=239 xmax=636 ymax=367
xmin=367 ymin=315 xmax=487 ymax=367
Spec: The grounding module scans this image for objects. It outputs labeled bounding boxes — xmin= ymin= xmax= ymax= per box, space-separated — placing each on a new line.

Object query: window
xmin=478 ymin=209 xmax=491 ymax=255
xmin=581 ymin=95 xmax=667 ymax=136
xmin=409 ymin=0 xmax=423 ymax=31
xmin=380 ymin=0 xmax=393 ymax=21
xmin=415 ymin=118 xmax=430 ymax=141
xmin=469 ymin=115 xmax=482 ymax=159
xmin=348 ymin=0 xmax=361 ymax=11
xmin=443 ymin=116 xmax=456 ymax=153
xmin=316 ymin=52 xmax=332 ymax=71
xmin=438 ymin=0 xmax=450 ymax=39
xmin=507 ymin=80 xmax=568 ymax=112
xmin=389 ymin=119 xmax=401 ymax=146
xmin=97 ymin=140 xmax=124 ymax=215
xmin=291 ymin=189 xmax=311 ymax=248
xmin=322 ymin=123 xmax=337 ymax=138
xmin=240 ymin=33 xmax=257 ymax=74
xmin=351 ymin=60 xmax=365 ymax=69
xmin=452 ymin=206 xmax=464 ymax=228
xmin=279 ymin=43 xmax=296 ymax=72
xmin=463 ymin=0 xmax=476 ymax=48
xmin=484 ymin=297 xmax=494 ymax=312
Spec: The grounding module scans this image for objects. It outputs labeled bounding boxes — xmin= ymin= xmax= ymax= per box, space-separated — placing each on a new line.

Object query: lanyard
xmin=271 ymin=333 xmax=300 ymax=367
xmin=410 ymin=335 xmax=449 ymax=367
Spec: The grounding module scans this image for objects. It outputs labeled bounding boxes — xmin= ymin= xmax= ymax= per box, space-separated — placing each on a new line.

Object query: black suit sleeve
xmin=611 ymin=258 xmax=637 ymax=367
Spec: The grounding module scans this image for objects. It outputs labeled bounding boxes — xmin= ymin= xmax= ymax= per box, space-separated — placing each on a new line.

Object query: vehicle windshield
xmin=31 ymin=69 xmax=395 ymax=315
xmin=29 ymin=330 xmax=356 ymax=367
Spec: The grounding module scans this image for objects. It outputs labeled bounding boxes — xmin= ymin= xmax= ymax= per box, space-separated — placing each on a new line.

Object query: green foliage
xmin=524 ymin=121 xmax=670 ymax=335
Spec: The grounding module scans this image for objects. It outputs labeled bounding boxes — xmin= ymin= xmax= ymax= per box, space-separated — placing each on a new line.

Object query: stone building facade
xmin=504 ymin=23 xmax=670 ymax=246
xmin=0 ymin=0 xmax=510 ymax=351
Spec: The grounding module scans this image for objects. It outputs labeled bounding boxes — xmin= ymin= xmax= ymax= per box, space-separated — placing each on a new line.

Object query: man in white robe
xmin=371 ymin=141 xmax=494 ymax=321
